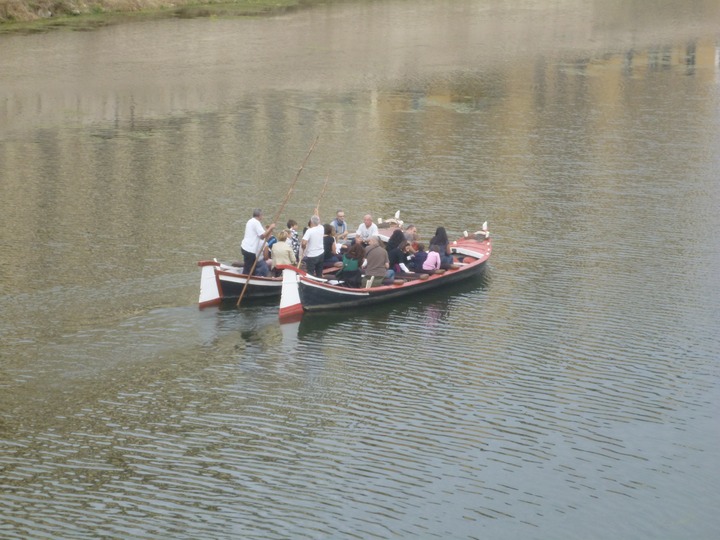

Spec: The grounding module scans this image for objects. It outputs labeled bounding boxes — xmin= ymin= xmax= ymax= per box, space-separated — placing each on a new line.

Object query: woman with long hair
xmin=385 ymin=228 xmax=412 ymax=273
xmin=337 ymin=240 xmax=365 ymax=288
xmin=429 ymin=226 xmax=453 ymax=269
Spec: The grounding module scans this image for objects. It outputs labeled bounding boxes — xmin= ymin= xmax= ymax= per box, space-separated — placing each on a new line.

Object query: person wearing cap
xmin=241 ymin=208 xmax=275 ymax=276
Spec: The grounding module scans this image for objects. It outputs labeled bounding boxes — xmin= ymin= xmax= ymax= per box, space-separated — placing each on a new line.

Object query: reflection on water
xmin=296 ymin=272 xmax=490 ymax=337
xmin=1 ymin=1 xmax=720 ymax=539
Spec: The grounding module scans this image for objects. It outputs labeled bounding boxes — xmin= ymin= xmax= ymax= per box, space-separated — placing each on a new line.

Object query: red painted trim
xmin=279 ymin=302 xmax=304 ymax=322
xmin=198 ymin=298 xmax=222 ymax=309
xmin=276 ymin=264 xmax=308 ymax=277
xmin=214 ymin=266 xmax=224 ymax=298
xmin=198 ymin=260 xmax=221 ymax=267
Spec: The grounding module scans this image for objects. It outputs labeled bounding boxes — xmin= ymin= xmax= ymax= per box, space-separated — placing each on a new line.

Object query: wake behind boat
xmin=278 ymin=232 xmax=492 ymax=321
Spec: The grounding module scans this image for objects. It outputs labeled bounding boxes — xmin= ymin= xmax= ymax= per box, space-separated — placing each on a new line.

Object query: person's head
xmin=287 ymin=219 xmax=297 ymax=230
xmin=417 ymin=243 xmax=426 ymax=252
xmin=277 ymin=230 xmax=289 ymax=242
xmin=405 ymin=223 xmax=416 ymax=234
xmin=310 ymin=215 xmax=321 ymax=227
xmin=428 ymin=244 xmax=440 ymax=253
xmin=363 ymin=214 xmax=373 ymax=227
xmin=433 ymin=227 xmax=448 ymax=244
xmin=323 ymin=223 xmax=333 ymax=235
xmin=367 ymin=235 xmax=380 ymax=248
xmin=335 ymin=210 xmax=345 ymax=223
xmin=347 ymin=242 xmax=365 ymax=260
xmin=252 ymin=208 xmax=263 ymax=218
xmin=387 ymin=228 xmax=405 ymax=248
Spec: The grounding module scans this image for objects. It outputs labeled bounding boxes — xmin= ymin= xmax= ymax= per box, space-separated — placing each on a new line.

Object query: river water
xmin=1 ymin=1 xmax=719 ymax=538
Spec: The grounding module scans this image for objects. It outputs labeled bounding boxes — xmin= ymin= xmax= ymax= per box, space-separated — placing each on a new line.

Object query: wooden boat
xmin=198 ymin=259 xmax=341 ymax=308
xmin=198 ymin=260 xmax=283 ymax=308
xmin=277 ymin=232 xmax=492 ymax=321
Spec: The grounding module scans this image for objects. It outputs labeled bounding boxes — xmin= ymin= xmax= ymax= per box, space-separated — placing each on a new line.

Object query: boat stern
xmin=198 ymin=260 xmax=222 ymax=308
xmin=278 ymin=265 xmax=304 ymax=322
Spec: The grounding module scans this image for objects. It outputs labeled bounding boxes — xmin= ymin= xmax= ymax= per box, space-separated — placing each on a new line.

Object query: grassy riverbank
xmin=0 ymin=0 xmax=333 ymax=33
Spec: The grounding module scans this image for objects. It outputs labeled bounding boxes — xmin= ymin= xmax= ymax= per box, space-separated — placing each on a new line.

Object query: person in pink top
xmin=421 ymin=244 xmax=442 ymax=274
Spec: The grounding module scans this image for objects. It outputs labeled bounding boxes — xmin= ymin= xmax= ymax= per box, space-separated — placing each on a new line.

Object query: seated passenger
xmin=322 ymin=223 xmax=340 ymax=268
xmin=363 ymin=235 xmax=393 ymax=287
xmin=271 ymin=230 xmax=297 ymax=275
xmin=409 ymin=243 xmax=427 ymax=271
xmin=337 ymin=241 xmax=365 ymax=288
xmin=385 ymin=228 xmax=411 ymax=273
xmin=330 ymin=209 xmax=349 ymax=241
xmin=355 ymin=214 xmax=379 ymax=245
xmin=404 ymin=223 xmax=419 ymax=250
xmin=420 ymin=244 xmax=442 ymax=274
xmin=429 ymin=226 xmax=454 ymax=268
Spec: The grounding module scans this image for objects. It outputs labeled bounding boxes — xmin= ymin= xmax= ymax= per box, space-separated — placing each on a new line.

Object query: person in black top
xmin=322 ymin=223 xmax=340 ymax=267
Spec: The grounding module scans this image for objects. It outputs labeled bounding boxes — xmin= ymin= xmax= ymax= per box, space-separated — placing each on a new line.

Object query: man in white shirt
xmin=355 ymin=214 xmax=378 ymax=245
xmin=241 ymin=208 xmax=275 ymax=276
xmin=301 ymin=215 xmax=325 ymax=277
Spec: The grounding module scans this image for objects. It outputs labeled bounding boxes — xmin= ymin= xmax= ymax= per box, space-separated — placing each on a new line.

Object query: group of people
xmin=240 ymin=208 xmax=456 ymax=286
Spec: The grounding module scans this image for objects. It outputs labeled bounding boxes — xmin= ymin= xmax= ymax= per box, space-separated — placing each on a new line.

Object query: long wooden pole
xmin=297 ymin=172 xmax=331 ymax=269
xmin=314 ymin=172 xmax=330 ymax=216
xmin=236 ymin=136 xmax=319 ymax=307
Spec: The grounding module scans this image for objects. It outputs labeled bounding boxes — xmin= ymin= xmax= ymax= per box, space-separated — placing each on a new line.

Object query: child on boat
xmin=410 ymin=243 xmax=428 ymax=272
xmin=420 ymin=244 xmax=441 ymax=274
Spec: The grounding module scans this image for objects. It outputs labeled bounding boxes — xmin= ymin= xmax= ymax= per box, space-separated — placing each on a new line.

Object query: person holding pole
xmin=241 ymin=208 xmax=275 ymax=276
xmin=301 ymin=215 xmax=325 ymax=278
xmin=236 ymin=136 xmax=319 ymax=307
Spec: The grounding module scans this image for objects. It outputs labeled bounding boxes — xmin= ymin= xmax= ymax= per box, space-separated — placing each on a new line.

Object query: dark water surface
xmin=1 ymin=1 xmax=719 ymax=538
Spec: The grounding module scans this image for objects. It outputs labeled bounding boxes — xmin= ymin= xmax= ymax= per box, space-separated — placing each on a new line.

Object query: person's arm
xmin=262 ymin=223 xmax=276 ymax=239
xmin=301 ymin=228 xmax=310 ymax=250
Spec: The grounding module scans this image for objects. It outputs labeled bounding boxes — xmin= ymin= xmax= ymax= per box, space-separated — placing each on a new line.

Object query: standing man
xmin=301 ymin=215 xmax=325 ymax=278
xmin=355 ymin=214 xmax=378 ymax=245
xmin=330 ymin=209 xmax=349 ymax=241
xmin=241 ymin=208 xmax=275 ymax=276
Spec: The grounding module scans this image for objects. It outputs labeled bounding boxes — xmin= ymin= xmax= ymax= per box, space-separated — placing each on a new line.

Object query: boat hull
xmin=299 ymin=260 xmax=487 ymax=311
xmin=198 ymin=260 xmax=281 ymax=308
xmin=278 ymin=236 xmax=491 ymax=319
